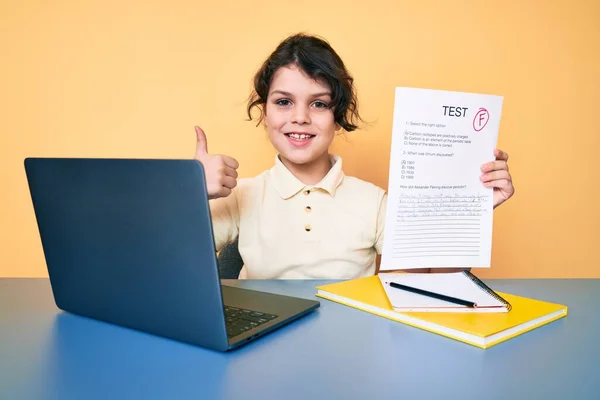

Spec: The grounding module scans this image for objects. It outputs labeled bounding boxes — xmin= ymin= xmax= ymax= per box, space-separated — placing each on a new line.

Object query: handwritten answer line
xmin=399 ymin=209 xmax=483 ymax=212
xmin=398 ymin=195 xmax=489 ymax=199
xmin=398 ymin=213 xmax=484 ymax=217
xmin=396 ymin=216 xmax=481 ymax=223
xmin=399 ymin=200 xmax=487 ymax=203
xmin=398 ymin=202 xmax=482 ymax=208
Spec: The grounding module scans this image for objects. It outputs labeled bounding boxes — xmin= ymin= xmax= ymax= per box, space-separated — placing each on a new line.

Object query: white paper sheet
xmin=380 ymin=87 xmax=504 ymax=270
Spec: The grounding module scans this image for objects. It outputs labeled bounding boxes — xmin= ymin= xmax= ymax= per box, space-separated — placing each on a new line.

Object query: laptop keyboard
xmin=224 ymin=306 xmax=278 ymax=338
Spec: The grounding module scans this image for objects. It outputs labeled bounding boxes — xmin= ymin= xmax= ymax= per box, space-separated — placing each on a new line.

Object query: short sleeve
xmin=374 ymin=191 xmax=387 ymax=255
xmin=209 ymin=188 xmax=241 ymax=252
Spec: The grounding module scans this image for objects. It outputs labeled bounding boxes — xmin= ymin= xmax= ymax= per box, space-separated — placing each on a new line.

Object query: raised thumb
xmin=194 ymin=126 xmax=208 ymax=156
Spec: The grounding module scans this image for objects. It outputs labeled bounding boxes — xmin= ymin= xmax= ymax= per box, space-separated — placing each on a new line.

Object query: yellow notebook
xmin=315 ymin=276 xmax=568 ymax=349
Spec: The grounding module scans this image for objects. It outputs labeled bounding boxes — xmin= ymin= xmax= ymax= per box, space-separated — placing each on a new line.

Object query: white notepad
xmin=378 ymin=271 xmax=511 ymax=313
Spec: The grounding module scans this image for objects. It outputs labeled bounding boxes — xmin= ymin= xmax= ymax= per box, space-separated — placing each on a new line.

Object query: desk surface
xmin=1 ymin=278 xmax=598 ymax=399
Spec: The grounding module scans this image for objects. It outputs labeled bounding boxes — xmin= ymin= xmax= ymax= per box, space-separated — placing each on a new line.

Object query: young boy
xmin=193 ymin=33 xmax=514 ymax=279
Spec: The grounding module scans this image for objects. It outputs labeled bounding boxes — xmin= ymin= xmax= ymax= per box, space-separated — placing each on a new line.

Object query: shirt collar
xmin=270 ymin=154 xmax=345 ymax=199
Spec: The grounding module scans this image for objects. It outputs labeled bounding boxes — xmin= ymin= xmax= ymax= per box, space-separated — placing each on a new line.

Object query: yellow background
xmin=1 ymin=0 xmax=598 ymax=278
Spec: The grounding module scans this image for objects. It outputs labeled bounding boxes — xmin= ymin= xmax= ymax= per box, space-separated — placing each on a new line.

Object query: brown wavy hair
xmin=247 ymin=33 xmax=362 ymax=132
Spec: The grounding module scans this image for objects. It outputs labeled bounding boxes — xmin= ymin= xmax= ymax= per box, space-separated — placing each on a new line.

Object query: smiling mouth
xmin=285 ymin=133 xmax=316 ymax=140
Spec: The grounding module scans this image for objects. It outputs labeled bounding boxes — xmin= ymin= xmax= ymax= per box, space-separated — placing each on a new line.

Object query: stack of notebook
xmin=315 ymin=272 xmax=567 ymax=349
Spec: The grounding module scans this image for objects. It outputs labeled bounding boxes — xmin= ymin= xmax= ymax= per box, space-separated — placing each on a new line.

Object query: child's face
xmin=264 ymin=64 xmax=338 ymax=168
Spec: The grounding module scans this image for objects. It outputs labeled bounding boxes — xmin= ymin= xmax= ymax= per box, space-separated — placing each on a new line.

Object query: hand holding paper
xmin=481 ymin=148 xmax=514 ymax=208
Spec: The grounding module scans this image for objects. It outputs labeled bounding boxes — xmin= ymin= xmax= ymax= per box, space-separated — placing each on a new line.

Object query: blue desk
xmin=1 ymin=278 xmax=598 ymax=399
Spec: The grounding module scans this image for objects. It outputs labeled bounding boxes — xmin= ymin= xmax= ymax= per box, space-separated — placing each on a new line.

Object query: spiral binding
xmin=463 ymin=270 xmax=512 ymax=311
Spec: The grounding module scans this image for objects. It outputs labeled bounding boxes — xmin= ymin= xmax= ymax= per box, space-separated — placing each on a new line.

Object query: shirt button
xmin=305 ymin=206 xmax=312 ymax=213
xmin=304 ymin=189 xmax=310 ymax=195
xmin=304 ymin=224 xmax=312 ymax=232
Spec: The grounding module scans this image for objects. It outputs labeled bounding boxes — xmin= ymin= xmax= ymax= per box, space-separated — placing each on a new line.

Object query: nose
xmin=291 ymin=104 xmax=310 ymax=125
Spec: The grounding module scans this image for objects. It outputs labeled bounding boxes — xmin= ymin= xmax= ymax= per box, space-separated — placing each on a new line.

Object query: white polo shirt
xmin=209 ymin=154 xmax=387 ymax=279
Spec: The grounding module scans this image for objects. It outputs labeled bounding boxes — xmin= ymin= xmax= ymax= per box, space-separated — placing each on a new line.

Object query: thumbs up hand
xmin=194 ymin=126 xmax=239 ymax=200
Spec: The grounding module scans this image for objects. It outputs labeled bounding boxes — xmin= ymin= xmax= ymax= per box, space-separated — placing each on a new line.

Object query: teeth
xmin=289 ymin=133 xmax=312 ymax=140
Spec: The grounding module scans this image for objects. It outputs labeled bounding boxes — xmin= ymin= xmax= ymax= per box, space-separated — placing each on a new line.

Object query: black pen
xmin=387 ymin=282 xmax=476 ymax=308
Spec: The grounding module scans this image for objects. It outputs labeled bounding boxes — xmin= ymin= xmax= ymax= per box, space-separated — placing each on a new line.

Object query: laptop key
xmin=227 ymin=324 xmax=254 ymax=338
xmin=228 ymin=328 xmax=243 ymax=337
xmin=224 ymin=305 xmax=279 ymax=338
xmin=238 ymin=315 xmax=263 ymax=323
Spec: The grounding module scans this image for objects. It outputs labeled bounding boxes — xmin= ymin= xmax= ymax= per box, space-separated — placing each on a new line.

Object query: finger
xmin=223 ymin=165 xmax=239 ymax=179
xmin=194 ymin=126 xmax=208 ymax=157
xmin=495 ymin=148 xmax=509 ymax=161
xmin=222 ymin=155 xmax=239 ymax=169
xmin=480 ymin=170 xmax=511 ymax=183
xmin=220 ymin=176 xmax=237 ymax=190
xmin=216 ymin=186 xmax=232 ymax=198
xmin=484 ymin=178 xmax=514 ymax=193
xmin=481 ymin=160 xmax=508 ymax=172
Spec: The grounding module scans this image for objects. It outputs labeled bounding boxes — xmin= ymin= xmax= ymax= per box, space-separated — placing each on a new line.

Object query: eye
xmin=312 ymin=101 xmax=329 ymax=109
xmin=275 ymin=99 xmax=292 ymax=106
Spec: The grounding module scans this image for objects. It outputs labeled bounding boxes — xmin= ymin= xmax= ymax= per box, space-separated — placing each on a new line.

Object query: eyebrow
xmin=270 ymin=90 xmax=332 ymax=98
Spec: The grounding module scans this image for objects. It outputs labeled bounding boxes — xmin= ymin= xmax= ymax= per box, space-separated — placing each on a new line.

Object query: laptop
xmin=24 ymin=157 xmax=320 ymax=351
